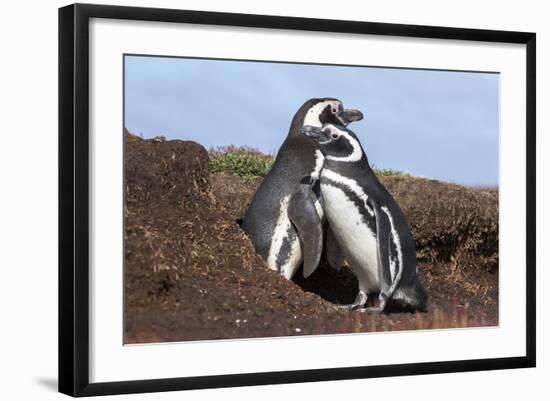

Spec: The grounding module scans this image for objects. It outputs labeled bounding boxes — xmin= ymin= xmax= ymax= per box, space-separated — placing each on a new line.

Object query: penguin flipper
xmin=326 ymin=226 xmax=345 ymax=271
xmin=368 ymin=198 xmax=393 ymax=298
xmin=288 ymin=185 xmax=323 ymax=278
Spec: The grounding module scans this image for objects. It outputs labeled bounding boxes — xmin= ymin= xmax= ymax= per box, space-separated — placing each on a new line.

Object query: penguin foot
xmin=358 ymin=306 xmax=383 ymax=314
xmin=337 ymin=290 xmax=368 ymax=311
xmin=358 ymin=294 xmax=387 ymax=314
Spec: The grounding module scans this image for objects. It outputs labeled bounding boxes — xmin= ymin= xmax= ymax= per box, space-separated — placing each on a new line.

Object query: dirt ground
xmin=124 ymin=133 xmax=499 ymax=344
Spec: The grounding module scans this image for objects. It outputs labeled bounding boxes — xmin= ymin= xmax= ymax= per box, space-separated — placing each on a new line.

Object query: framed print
xmin=58 ymin=3 xmax=536 ymax=397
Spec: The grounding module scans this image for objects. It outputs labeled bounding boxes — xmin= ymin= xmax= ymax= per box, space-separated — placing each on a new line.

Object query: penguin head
xmin=301 ymin=124 xmax=364 ymax=162
xmin=296 ymin=98 xmax=364 ymax=131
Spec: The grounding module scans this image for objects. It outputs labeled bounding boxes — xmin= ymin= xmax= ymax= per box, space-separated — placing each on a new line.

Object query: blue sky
xmin=124 ymin=55 xmax=499 ymax=187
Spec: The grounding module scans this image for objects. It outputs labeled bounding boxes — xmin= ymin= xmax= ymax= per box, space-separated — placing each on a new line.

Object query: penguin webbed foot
xmin=337 ymin=290 xmax=368 ymax=311
xmin=358 ymin=294 xmax=388 ymax=314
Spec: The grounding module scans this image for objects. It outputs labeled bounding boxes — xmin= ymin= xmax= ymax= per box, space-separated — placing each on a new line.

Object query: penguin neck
xmin=323 ymin=154 xmax=375 ymax=177
xmin=287 ymin=108 xmax=311 ymax=139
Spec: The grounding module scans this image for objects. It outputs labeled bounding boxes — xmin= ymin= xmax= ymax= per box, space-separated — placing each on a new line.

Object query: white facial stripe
xmin=303 ymin=100 xmax=341 ymax=127
xmin=381 ymin=206 xmax=403 ymax=290
xmin=324 ymin=125 xmax=363 ymax=162
xmin=321 ymin=169 xmax=374 ymax=217
xmin=267 ymin=195 xmax=292 ymax=271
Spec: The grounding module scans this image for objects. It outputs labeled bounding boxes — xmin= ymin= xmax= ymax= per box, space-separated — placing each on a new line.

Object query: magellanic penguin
xmin=301 ymin=123 xmax=428 ymax=312
xmin=241 ymin=98 xmax=363 ymax=280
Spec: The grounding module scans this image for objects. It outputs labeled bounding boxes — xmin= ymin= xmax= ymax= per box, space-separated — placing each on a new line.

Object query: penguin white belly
xmin=321 ymin=183 xmax=380 ymax=292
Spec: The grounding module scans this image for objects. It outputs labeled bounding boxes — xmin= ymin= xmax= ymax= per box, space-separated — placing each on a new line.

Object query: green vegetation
xmin=208 ymin=146 xmax=274 ymax=180
xmin=371 ymin=165 xmax=405 ymax=178
xmin=208 ymin=146 xmax=404 ymax=180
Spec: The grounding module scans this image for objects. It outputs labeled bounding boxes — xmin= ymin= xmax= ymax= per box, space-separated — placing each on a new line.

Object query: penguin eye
xmin=331 ymin=133 xmax=339 ymax=139
xmin=331 ymin=108 xmax=337 ymax=113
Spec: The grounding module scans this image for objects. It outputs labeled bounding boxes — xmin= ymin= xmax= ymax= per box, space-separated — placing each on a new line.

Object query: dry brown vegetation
xmin=124 ymin=131 xmax=498 ymax=344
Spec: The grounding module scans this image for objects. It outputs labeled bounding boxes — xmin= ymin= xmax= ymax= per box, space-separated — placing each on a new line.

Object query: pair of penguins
xmin=241 ymin=98 xmax=427 ymax=313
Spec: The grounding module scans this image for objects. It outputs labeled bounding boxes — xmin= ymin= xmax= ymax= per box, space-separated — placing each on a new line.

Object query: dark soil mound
xmin=124 ymin=130 xmax=209 ymax=206
xmin=125 ymin=134 xmax=338 ymax=343
xmin=387 ymin=176 xmax=499 ymax=269
xmin=125 ymin=133 xmax=498 ymax=344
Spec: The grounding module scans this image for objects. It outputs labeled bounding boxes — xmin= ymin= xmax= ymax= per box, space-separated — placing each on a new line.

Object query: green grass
xmin=371 ymin=165 xmax=406 ymax=178
xmin=208 ymin=146 xmax=274 ymax=180
xmin=208 ymin=146 xmax=404 ymax=180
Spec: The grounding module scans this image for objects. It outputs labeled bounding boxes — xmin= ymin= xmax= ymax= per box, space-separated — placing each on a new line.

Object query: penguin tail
xmin=391 ymin=278 xmax=428 ymax=313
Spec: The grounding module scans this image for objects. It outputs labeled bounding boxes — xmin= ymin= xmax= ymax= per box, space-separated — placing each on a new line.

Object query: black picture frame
xmin=59 ymin=3 xmax=536 ymax=397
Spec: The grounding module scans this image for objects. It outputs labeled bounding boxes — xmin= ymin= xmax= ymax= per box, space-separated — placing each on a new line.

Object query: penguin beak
xmin=340 ymin=109 xmax=364 ymax=125
xmin=301 ymin=125 xmax=325 ymax=140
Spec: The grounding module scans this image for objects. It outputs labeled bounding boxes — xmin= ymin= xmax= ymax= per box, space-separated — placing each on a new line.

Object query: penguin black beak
xmin=340 ymin=108 xmax=364 ymax=125
xmin=301 ymin=125 xmax=325 ymax=140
